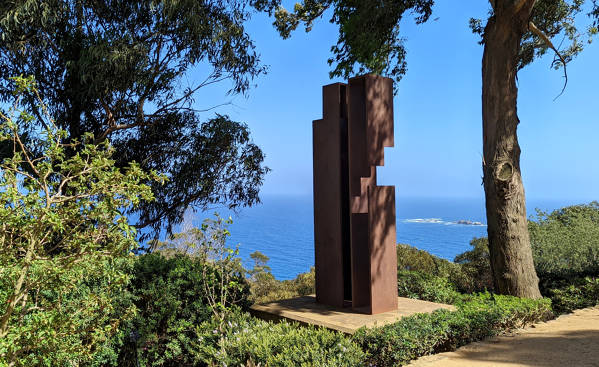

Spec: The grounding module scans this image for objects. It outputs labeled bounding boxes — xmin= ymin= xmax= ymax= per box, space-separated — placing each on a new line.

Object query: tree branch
xmin=528 ymin=21 xmax=568 ymax=99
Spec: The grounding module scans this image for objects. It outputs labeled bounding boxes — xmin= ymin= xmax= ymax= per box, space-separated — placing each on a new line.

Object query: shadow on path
xmin=409 ymin=307 xmax=599 ymax=367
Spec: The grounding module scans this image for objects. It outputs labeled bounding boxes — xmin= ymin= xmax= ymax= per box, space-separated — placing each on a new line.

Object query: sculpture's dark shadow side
xmin=313 ymin=74 xmax=397 ymax=315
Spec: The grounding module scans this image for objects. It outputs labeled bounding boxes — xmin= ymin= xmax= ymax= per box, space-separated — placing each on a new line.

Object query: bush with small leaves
xmin=542 ymin=277 xmax=599 ymax=314
xmin=353 ymin=293 xmax=552 ymax=367
xmin=0 ymin=76 xmax=161 ymax=366
xmin=397 ymin=244 xmax=473 ymax=293
xmin=529 ymin=202 xmax=599 ymax=280
xmin=116 ymin=250 xmax=251 ymax=366
xmin=397 ymin=270 xmax=463 ymax=305
xmin=247 ymin=250 xmax=315 ymax=304
xmin=197 ymin=311 xmax=365 ymax=367
xmin=454 ymin=237 xmax=494 ymax=293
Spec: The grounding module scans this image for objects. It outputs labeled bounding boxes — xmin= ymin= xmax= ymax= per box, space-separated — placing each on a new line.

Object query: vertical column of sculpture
xmin=312 ymin=83 xmax=351 ymax=307
xmin=348 ymin=74 xmax=397 ymax=314
xmin=313 ymin=74 xmax=397 ymax=314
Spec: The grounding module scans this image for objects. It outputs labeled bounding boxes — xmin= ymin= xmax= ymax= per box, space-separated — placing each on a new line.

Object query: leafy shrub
xmin=453 ymin=203 xmax=599 ymax=291
xmin=529 ymin=202 xmax=599 ymax=279
xmin=0 ymin=77 xmax=159 ymax=366
xmin=248 ymin=251 xmax=315 ymax=304
xmin=541 ymin=277 xmax=599 ymax=314
xmin=397 ymin=270 xmax=463 ymax=305
xmin=397 ymin=243 xmax=447 ymax=273
xmin=353 ymin=293 xmax=552 ymax=366
xmin=454 ymin=237 xmax=494 ymax=293
xmin=397 ymin=244 xmax=473 ymax=293
xmin=197 ymin=311 xmax=365 ymax=367
xmin=116 ymin=251 xmax=250 ymax=366
xmin=452 ymin=203 xmax=599 ymax=312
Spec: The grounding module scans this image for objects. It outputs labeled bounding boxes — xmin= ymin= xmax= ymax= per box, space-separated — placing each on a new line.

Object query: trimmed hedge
xmin=353 ymin=293 xmax=552 ymax=366
xmin=196 ymin=311 xmax=365 ymax=366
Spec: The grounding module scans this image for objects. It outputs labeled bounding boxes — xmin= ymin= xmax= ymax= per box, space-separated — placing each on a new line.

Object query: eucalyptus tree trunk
xmin=481 ymin=0 xmax=541 ymax=299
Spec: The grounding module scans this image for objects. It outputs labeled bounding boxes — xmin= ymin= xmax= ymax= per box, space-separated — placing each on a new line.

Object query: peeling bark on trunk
xmin=481 ymin=2 xmax=542 ymax=299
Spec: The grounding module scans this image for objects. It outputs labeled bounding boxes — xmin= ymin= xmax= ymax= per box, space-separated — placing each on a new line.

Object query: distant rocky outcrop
xmin=453 ymin=220 xmax=485 ymax=226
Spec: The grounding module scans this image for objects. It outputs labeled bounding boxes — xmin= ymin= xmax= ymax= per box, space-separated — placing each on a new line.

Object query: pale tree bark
xmin=482 ymin=0 xmax=541 ymax=299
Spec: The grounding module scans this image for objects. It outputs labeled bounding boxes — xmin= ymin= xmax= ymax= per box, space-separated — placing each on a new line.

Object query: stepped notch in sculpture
xmin=312 ymin=74 xmax=397 ymax=315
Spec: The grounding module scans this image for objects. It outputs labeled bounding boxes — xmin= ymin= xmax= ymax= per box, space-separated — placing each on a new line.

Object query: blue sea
xmin=189 ymin=195 xmax=579 ymax=280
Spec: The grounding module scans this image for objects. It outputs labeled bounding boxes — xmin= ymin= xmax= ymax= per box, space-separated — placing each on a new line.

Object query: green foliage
xmin=519 ymin=0 xmax=587 ymax=70
xmin=354 ymin=293 xmax=553 ymax=367
xmin=0 ymin=77 xmax=159 ymax=366
xmin=469 ymin=1 xmax=590 ymax=70
xmin=397 ymin=243 xmax=473 ymax=293
xmin=452 ymin=203 xmax=599 ymax=312
xmin=197 ymin=311 xmax=365 ymax=366
xmin=454 ymin=237 xmax=494 ymax=293
xmin=541 ymin=277 xmax=599 ymax=314
xmin=397 ymin=243 xmax=453 ymax=274
xmin=268 ymin=0 xmax=434 ymax=87
xmin=529 ymin=202 xmax=599 ymax=279
xmin=397 ymin=270 xmax=463 ymax=305
xmin=116 ymin=251 xmax=250 ymax=366
xmin=248 ymin=251 xmax=315 ymax=304
xmin=267 ymin=0 xmax=595 ymax=89
xmin=152 ymin=215 xmax=249 ymax=321
xmin=0 ymin=1 xmax=270 ymax=237
xmin=593 ymin=1 xmax=599 ymax=26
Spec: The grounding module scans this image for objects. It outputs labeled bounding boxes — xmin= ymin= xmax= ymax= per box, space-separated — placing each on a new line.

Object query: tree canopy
xmin=261 ymin=0 xmax=597 ymax=88
xmin=0 ymin=0 xmax=271 ymax=238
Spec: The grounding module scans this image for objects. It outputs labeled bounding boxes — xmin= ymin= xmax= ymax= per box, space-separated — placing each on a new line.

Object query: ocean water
xmin=190 ymin=195 xmax=578 ymax=280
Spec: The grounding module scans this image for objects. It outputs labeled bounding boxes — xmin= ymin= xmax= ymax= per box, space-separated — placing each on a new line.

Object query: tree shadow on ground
xmin=453 ymin=329 xmax=599 ymax=367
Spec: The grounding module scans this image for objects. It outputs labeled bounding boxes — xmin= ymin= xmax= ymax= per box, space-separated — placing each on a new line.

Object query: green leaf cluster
xmin=543 ymin=276 xmax=599 ymax=314
xmin=115 ymin=252 xmax=251 ymax=367
xmin=0 ymin=76 xmax=160 ymax=366
xmin=247 ymin=250 xmax=315 ymax=304
xmin=529 ymin=201 xmax=599 ymax=279
xmin=196 ymin=310 xmax=365 ymax=366
xmin=397 ymin=243 xmax=482 ymax=294
xmin=454 ymin=237 xmax=495 ymax=293
xmin=269 ymin=0 xmax=433 ymax=88
xmin=266 ymin=0 xmax=599 ymax=91
xmin=397 ymin=270 xmax=463 ymax=305
xmin=354 ymin=293 xmax=552 ymax=366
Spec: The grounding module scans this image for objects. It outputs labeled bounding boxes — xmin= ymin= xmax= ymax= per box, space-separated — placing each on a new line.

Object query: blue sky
xmin=191 ymin=0 xmax=599 ymax=202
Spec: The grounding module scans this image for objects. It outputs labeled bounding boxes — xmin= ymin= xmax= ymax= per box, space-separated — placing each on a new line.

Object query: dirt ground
xmin=408 ymin=306 xmax=599 ymax=367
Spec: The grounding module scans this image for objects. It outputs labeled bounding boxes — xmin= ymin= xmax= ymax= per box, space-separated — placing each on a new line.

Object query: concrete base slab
xmin=250 ymin=295 xmax=456 ymax=334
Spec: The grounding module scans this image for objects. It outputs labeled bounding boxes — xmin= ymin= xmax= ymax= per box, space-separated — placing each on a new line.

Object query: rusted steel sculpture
xmin=313 ymin=74 xmax=397 ymax=315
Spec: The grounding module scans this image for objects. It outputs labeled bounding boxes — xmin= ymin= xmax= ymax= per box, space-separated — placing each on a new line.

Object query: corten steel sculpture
xmin=313 ymin=74 xmax=397 ymax=315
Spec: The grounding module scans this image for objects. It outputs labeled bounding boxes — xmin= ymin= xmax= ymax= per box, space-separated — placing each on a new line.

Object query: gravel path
xmin=408 ymin=306 xmax=599 ymax=367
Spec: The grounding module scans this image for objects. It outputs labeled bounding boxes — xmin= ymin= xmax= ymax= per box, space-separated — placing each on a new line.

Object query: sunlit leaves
xmin=0 ymin=77 xmax=161 ymax=365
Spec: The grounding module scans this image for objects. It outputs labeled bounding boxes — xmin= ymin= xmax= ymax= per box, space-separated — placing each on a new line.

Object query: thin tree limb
xmin=528 ymin=21 xmax=568 ymax=99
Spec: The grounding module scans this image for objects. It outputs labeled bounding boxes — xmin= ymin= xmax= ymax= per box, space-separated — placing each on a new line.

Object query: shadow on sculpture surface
xmin=313 ymin=74 xmax=397 ymax=315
